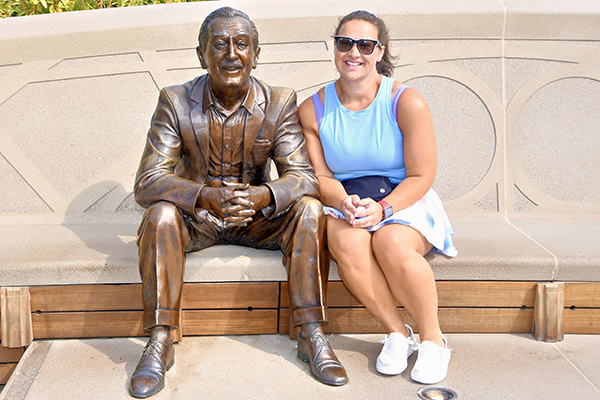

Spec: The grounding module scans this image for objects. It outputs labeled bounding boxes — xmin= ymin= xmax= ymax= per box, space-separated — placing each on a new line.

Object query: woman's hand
xmin=340 ymin=195 xmax=359 ymax=224
xmin=341 ymin=195 xmax=383 ymax=228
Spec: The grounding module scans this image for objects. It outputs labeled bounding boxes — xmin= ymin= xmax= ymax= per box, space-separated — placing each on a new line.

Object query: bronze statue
xmin=129 ymin=7 xmax=348 ymax=398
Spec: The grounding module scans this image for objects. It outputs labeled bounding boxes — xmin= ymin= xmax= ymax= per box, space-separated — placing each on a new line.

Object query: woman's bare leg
xmin=327 ymin=216 xmax=408 ymax=336
xmin=372 ymin=224 xmax=444 ymax=347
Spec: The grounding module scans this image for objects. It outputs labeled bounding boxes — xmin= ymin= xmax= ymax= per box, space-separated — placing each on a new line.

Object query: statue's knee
xmin=296 ymin=197 xmax=323 ymax=218
xmin=145 ymin=201 xmax=181 ymax=227
xmin=293 ymin=197 xmax=325 ymax=232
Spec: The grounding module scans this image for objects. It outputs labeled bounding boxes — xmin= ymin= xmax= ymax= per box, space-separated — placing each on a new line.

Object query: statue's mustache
xmin=220 ymin=61 xmax=243 ymax=70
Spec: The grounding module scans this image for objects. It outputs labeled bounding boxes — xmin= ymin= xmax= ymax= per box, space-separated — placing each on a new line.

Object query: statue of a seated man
xmin=129 ymin=6 xmax=348 ymax=398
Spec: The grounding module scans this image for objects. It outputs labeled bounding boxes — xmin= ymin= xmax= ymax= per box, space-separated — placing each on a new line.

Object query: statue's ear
xmin=252 ymin=46 xmax=261 ymax=69
xmin=197 ymin=46 xmax=207 ymax=69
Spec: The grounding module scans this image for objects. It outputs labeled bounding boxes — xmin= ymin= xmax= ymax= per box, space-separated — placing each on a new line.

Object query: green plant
xmin=0 ymin=0 xmax=210 ymax=18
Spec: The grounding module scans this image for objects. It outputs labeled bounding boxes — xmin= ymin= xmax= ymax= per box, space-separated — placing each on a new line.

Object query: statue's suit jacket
xmin=134 ymin=74 xmax=319 ymax=221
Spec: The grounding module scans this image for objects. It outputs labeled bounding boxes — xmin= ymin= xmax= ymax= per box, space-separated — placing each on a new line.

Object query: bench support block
xmin=1 ymin=287 xmax=34 ymax=348
xmin=532 ymin=282 xmax=564 ymax=342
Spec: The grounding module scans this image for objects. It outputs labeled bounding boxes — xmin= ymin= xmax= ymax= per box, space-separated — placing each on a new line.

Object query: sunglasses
xmin=334 ymin=36 xmax=380 ymax=55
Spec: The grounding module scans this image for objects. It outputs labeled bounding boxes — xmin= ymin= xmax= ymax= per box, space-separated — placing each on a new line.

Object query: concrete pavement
xmin=2 ymin=333 xmax=599 ymax=399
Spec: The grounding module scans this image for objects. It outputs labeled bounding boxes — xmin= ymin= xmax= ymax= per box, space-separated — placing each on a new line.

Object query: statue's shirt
xmin=204 ymin=83 xmax=255 ymax=187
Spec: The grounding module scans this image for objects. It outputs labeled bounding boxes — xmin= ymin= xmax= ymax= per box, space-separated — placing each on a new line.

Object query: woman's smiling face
xmin=334 ymin=19 xmax=384 ymax=80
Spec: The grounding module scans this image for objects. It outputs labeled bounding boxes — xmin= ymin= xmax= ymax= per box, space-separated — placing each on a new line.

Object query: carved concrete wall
xmin=1 ymin=0 xmax=599 ymax=225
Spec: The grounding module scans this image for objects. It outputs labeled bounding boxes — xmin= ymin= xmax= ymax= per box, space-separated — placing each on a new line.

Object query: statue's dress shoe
xmin=297 ymin=331 xmax=348 ymax=386
xmin=129 ymin=336 xmax=174 ymax=398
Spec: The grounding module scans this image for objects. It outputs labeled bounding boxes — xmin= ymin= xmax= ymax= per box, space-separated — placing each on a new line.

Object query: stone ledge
xmin=3 ymin=220 xmax=595 ymax=286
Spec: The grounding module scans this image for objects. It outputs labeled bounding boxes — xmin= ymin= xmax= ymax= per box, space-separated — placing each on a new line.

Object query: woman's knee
xmin=372 ymin=231 xmax=420 ymax=267
xmin=328 ymin=230 xmax=370 ymax=268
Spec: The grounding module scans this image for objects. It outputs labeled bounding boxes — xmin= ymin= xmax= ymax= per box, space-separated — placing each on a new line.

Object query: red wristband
xmin=378 ymin=200 xmax=393 ymax=220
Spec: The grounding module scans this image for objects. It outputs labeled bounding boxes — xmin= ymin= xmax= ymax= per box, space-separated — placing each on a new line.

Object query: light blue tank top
xmin=315 ymin=76 xmax=407 ymax=184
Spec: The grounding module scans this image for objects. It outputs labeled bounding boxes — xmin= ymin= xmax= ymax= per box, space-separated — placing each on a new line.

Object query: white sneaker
xmin=376 ymin=325 xmax=419 ymax=375
xmin=411 ymin=336 xmax=451 ymax=384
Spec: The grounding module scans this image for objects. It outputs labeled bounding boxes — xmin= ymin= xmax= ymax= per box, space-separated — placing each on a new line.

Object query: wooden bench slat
xmin=0 ymin=346 xmax=25 ymax=363
xmin=437 ymin=281 xmax=536 ymax=308
xmin=32 ymin=311 xmax=145 ymax=339
xmin=182 ymin=310 xmax=278 ymax=335
xmin=564 ymin=308 xmax=600 ymax=334
xmin=30 ymin=282 xmax=280 ymax=312
xmin=30 ymin=309 xmax=280 ymax=339
xmin=564 ymin=283 xmax=600 ymax=308
xmin=281 ymin=281 xmax=537 ymax=308
xmin=0 ymin=363 xmax=17 ymax=385
xmin=280 ymin=307 xmax=534 ymax=334
xmin=30 ymin=285 xmax=143 ymax=312
xmin=182 ymin=282 xmax=279 ymax=309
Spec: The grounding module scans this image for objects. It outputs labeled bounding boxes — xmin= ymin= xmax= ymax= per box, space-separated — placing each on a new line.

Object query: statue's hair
xmin=334 ymin=10 xmax=396 ymax=77
xmin=198 ymin=7 xmax=259 ymax=51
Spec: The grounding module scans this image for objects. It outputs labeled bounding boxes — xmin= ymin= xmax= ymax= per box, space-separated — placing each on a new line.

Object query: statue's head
xmin=197 ymin=7 xmax=261 ymax=97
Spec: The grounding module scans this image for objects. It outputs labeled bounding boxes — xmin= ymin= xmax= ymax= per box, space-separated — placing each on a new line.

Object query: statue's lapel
xmin=189 ymin=76 xmax=210 ymax=170
xmin=243 ymin=80 xmax=267 ymax=167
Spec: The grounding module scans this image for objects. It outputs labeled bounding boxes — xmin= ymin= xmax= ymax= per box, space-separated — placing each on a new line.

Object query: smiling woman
xmin=0 ymin=0 xmax=211 ymax=18
xmin=298 ymin=9 xmax=456 ymax=386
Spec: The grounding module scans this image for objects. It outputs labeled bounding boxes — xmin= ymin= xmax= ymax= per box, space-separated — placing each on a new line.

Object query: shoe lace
xmin=309 ymin=332 xmax=329 ymax=348
xmin=142 ymin=340 xmax=164 ymax=361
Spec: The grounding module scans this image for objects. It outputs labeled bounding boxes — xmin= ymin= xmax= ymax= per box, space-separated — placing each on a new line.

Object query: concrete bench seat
xmin=0 ymin=222 xmax=294 ymax=286
xmin=0 ymin=220 xmax=576 ymax=286
xmin=509 ymin=221 xmax=600 ymax=282
xmin=1 ymin=1 xmax=600 ymax=371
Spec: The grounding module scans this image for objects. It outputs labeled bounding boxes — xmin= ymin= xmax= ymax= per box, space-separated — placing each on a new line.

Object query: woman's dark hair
xmin=334 ymin=10 xmax=395 ymax=77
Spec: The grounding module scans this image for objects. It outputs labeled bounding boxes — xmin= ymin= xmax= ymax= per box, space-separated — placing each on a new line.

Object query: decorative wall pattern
xmin=0 ymin=1 xmax=598 ymax=225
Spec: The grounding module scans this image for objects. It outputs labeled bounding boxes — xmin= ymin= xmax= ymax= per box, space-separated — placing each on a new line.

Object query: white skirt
xmin=323 ymin=188 xmax=458 ymax=257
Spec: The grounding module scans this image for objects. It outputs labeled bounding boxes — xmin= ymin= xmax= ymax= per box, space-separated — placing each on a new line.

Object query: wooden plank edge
xmin=564 ymin=308 xmax=600 ymax=334
xmin=29 ymin=282 xmax=281 ymax=312
xmin=30 ymin=309 xmax=280 ymax=339
xmin=0 ymin=347 xmax=25 ymax=363
xmin=564 ymin=282 xmax=600 ymax=308
xmin=281 ymin=281 xmax=537 ymax=308
xmin=280 ymin=307 xmax=534 ymax=334
xmin=0 ymin=363 xmax=17 ymax=385
xmin=182 ymin=309 xmax=278 ymax=335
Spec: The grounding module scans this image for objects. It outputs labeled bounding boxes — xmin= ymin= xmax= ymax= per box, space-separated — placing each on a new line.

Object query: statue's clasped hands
xmin=199 ymin=182 xmax=271 ymax=227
